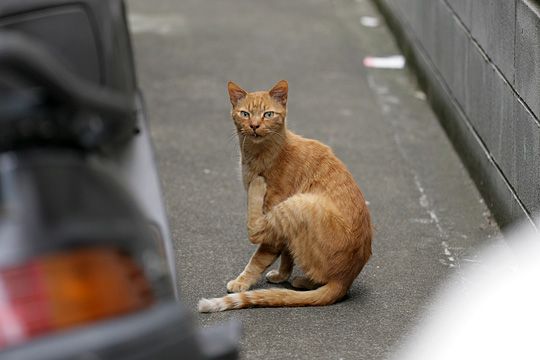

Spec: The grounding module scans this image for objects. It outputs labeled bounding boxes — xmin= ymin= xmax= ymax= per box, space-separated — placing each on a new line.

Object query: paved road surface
xmin=127 ymin=0 xmax=501 ymax=358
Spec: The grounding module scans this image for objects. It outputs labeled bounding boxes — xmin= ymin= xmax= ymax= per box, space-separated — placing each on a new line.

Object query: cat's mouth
xmin=250 ymin=130 xmax=264 ymax=140
xmin=239 ymin=128 xmax=266 ymax=142
xmin=251 ymin=133 xmax=264 ymax=142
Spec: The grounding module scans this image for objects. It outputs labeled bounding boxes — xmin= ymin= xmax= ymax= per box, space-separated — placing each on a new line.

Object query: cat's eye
xmin=240 ymin=111 xmax=250 ymax=118
xmin=263 ymin=111 xmax=275 ymax=119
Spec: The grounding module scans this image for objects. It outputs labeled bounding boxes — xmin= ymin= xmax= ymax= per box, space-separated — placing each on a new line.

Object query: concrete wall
xmin=374 ymin=0 xmax=540 ymax=231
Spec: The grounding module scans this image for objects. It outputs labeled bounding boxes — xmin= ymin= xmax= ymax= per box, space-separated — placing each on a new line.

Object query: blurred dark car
xmin=0 ymin=1 xmax=239 ymax=359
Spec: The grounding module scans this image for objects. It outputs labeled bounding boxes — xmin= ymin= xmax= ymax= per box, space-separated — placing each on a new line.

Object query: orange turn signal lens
xmin=0 ymin=247 xmax=153 ymax=348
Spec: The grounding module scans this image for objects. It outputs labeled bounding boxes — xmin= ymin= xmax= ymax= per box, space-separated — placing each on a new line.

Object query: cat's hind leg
xmin=265 ymin=249 xmax=294 ymax=284
xmin=227 ymin=244 xmax=280 ymax=293
xmin=255 ymin=193 xmax=355 ymax=287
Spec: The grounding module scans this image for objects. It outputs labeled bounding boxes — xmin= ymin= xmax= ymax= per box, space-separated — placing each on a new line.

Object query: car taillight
xmin=0 ymin=247 xmax=153 ymax=349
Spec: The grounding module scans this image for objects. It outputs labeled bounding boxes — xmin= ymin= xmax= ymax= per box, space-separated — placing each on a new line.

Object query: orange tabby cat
xmin=198 ymin=80 xmax=372 ymax=312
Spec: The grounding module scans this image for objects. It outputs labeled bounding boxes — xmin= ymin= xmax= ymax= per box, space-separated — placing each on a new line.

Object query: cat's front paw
xmin=226 ymin=279 xmax=251 ymax=293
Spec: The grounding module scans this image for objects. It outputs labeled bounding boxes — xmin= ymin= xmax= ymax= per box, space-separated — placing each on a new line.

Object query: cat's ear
xmin=269 ymin=80 xmax=288 ymax=106
xmin=228 ymin=81 xmax=247 ymax=106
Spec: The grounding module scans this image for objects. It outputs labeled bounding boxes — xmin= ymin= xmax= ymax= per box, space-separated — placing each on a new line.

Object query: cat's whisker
xmin=227 ymin=135 xmax=240 ymax=162
xmin=226 ymin=130 xmax=236 ymax=139
xmin=268 ymin=129 xmax=284 ymax=138
xmin=266 ymin=129 xmax=286 ymax=144
xmin=226 ymin=131 xmax=239 ymax=145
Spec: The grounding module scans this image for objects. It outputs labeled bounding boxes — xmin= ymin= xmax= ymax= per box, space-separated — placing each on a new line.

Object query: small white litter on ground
xmin=414 ymin=91 xmax=427 ymax=101
xmin=360 ymin=16 xmax=380 ymax=28
xmin=363 ymin=55 xmax=406 ymax=69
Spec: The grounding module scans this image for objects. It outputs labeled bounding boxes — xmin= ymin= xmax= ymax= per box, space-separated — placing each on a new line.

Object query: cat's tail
xmin=197 ymin=281 xmax=347 ymax=313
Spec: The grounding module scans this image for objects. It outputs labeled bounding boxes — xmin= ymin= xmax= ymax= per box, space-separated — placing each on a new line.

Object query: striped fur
xmin=199 ymin=282 xmax=347 ymax=313
xmin=198 ymin=80 xmax=372 ymax=312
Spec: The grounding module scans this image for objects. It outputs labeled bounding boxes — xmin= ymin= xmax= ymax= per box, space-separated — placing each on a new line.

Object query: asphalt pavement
xmin=127 ymin=0 xmax=502 ymax=358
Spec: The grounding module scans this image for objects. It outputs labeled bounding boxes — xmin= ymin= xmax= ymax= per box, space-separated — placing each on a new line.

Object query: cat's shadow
xmin=341 ymin=283 xmax=371 ymax=306
xmin=253 ymin=278 xmax=298 ymax=291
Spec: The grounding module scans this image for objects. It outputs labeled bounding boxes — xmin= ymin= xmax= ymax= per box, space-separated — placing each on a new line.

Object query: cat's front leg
xmin=226 ymin=244 xmax=280 ymax=293
xmin=247 ymin=176 xmax=267 ymax=244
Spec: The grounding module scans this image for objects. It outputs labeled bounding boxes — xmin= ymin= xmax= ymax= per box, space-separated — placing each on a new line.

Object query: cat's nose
xmin=250 ymin=124 xmax=260 ymax=130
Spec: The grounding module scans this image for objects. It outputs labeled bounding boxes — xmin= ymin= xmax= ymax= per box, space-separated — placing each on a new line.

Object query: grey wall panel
xmin=420 ymin=0 xmax=438 ymax=61
xmin=435 ymin=1 xmax=455 ymax=89
xmin=446 ymin=0 xmax=473 ymax=29
xmin=513 ymin=101 xmax=540 ymax=214
xmin=493 ymin=75 xmax=517 ymax=186
xmin=515 ymin=0 xmax=540 ymax=120
xmin=448 ymin=12 xmax=469 ymax=108
xmin=470 ymin=0 xmax=516 ymax=83
xmin=464 ymin=37 xmax=490 ymax=144
xmin=401 ymin=0 xmax=438 ymax=61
